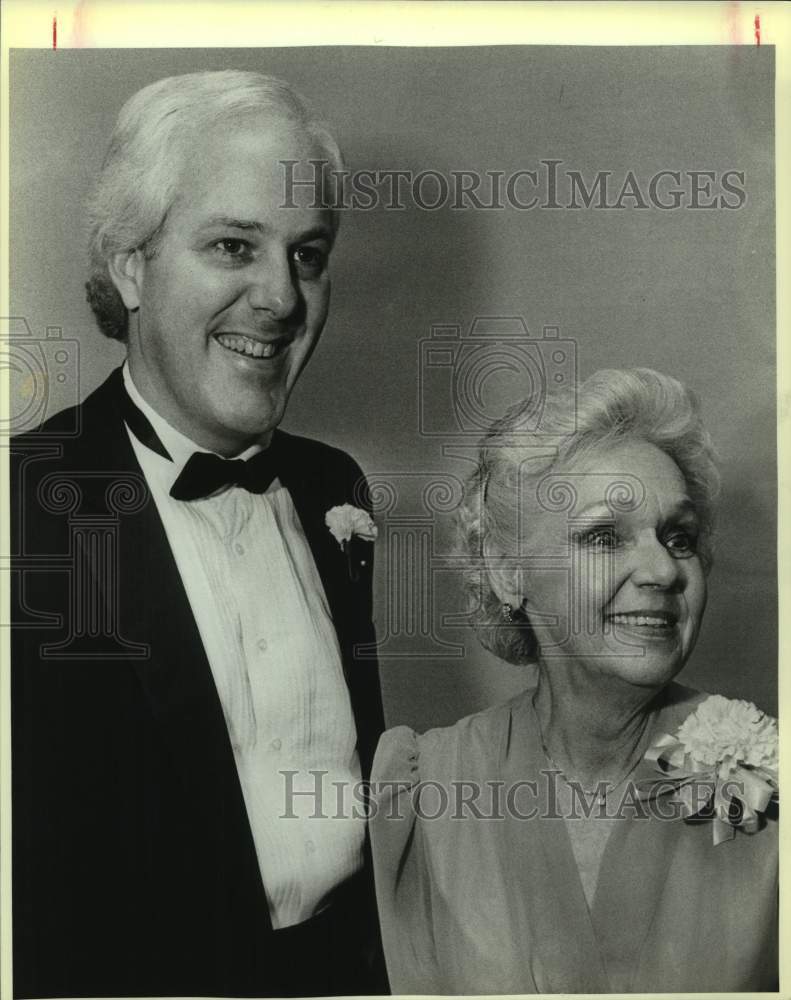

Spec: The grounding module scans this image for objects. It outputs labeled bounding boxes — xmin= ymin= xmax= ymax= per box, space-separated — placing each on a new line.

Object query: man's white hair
xmin=86 ymin=69 xmax=343 ymax=340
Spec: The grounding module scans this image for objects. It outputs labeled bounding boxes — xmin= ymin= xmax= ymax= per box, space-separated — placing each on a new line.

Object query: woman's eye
xmin=664 ymin=530 xmax=698 ymax=558
xmin=293 ymin=245 xmax=327 ymax=273
xmin=579 ymin=526 xmax=620 ymax=549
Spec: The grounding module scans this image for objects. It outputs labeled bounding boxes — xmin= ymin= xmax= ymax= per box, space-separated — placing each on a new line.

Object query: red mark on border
xmin=53 ymin=14 xmax=57 ymax=49
xmin=754 ymin=14 xmax=761 ymax=46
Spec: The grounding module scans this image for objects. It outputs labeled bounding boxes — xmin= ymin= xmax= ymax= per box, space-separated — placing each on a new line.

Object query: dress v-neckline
xmin=500 ymin=690 xmax=690 ymax=993
xmin=588 ymin=792 xmax=681 ymax=992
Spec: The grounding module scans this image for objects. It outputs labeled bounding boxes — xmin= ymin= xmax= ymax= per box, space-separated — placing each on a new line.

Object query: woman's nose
xmin=245 ymin=253 xmax=299 ymax=319
xmin=629 ymin=534 xmax=682 ymax=590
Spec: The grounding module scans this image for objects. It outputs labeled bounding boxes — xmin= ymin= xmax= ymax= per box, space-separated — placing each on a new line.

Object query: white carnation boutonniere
xmin=325 ymin=504 xmax=378 ymax=581
xmin=638 ymin=694 xmax=778 ymax=845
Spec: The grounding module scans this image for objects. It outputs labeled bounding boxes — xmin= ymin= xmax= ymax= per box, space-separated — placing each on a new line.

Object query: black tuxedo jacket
xmin=11 ymin=368 xmax=385 ymax=998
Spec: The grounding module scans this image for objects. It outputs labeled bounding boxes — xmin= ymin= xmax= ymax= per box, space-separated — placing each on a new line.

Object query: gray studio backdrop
xmin=9 ymin=47 xmax=776 ymax=727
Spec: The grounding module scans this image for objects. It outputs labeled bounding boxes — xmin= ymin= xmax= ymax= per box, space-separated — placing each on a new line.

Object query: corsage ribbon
xmin=636 ymin=733 xmax=778 ymax=845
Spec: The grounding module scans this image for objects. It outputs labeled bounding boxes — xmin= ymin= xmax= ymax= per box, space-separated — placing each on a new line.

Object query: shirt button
xmin=270 ymin=738 xmax=282 ymax=751
xmin=257 ymin=637 xmax=268 ymax=652
xmin=233 ymin=542 xmax=245 ymax=556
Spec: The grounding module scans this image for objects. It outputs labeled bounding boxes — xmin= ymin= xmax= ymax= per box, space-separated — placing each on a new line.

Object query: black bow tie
xmin=121 ymin=387 xmax=279 ymax=501
xmin=170 ymin=448 xmax=280 ymax=501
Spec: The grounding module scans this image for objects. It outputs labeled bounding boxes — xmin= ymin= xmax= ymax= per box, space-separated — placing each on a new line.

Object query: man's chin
xmin=177 ymin=400 xmax=278 ymax=455
xmin=216 ymin=407 xmax=285 ymax=452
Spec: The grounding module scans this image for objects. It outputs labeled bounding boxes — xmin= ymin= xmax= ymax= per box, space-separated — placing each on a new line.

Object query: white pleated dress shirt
xmin=122 ymin=365 xmax=364 ymax=929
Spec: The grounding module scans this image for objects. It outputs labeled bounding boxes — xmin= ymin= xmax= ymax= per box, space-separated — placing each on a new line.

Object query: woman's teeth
xmin=216 ymin=334 xmax=280 ymax=358
xmin=609 ymin=613 xmax=671 ymax=627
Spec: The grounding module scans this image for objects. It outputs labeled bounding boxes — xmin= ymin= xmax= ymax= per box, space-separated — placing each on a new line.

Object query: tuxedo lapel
xmin=67 ymin=370 xmax=272 ymax=930
xmin=70 ymin=370 xmax=233 ymax=734
xmin=275 ymin=430 xmax=384 ymax=777
xmin=275 ymin=433 xmax=357 ymax=647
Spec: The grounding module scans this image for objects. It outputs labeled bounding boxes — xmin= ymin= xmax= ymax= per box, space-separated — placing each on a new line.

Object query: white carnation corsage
xmin=325 ymin=504 xmax=377 ymax=580
xmin=638 ymin=694 xmax=778 ymax=845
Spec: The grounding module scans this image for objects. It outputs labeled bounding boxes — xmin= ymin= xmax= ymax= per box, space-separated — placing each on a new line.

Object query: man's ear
xmin=108 ymin=250 xmax=145 ymax=311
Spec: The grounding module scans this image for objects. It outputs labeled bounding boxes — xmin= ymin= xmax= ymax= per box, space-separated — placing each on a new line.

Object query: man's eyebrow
xmin=200 ymin=216 xmax=263 ymax=231
xmin=199 ymin=216 xmax=334 ymax=242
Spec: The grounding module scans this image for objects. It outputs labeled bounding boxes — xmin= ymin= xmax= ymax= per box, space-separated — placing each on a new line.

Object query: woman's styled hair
xmin=455 ymin=367 xmax=720 ymax=665
xmin=85 ymin=70 xmax=344 ymax=341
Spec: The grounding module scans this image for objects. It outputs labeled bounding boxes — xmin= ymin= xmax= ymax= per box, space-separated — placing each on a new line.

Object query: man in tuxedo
xmin=11 ymin=70 xmax=385 ymax=998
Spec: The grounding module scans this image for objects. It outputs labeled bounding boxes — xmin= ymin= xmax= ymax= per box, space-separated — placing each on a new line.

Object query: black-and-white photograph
xmin=4 ymin=6 xmax=782 ymax=997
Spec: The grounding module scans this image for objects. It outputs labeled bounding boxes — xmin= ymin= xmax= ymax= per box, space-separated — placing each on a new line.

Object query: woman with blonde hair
xmin=370 ymin=367 xmax=777 ymax=994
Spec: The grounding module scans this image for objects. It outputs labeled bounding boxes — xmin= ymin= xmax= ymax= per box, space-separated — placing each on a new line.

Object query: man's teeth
xmin=609 ymin=614 xmax=670 ymax=626
xmin=216 ymin=334 xmax=279 ymax=358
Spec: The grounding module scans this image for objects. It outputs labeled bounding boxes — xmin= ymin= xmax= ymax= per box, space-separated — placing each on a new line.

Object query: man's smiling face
xmin=116 ymin=115 xmax=334 ymax=455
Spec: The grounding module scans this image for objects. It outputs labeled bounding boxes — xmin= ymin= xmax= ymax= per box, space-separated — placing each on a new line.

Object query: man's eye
xmin=213 ymin=238 xmax=251 ymax=259
xmin=579 ymin=526 xmax=620 ymax=549
xmin=292 ymin=246 xmax=327 ymax=273
xmin=664 ymin=530 xmax=698 ymax=558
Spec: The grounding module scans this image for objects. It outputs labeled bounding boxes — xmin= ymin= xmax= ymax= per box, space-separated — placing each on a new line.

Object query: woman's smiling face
xmin=519 ymin=439 xmax=708 ymax=688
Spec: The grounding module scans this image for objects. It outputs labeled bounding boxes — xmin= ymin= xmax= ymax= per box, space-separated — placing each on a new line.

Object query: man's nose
xmin=245 ymin=252 xmax=299 ymax=319
xmin=629 ymin=534 xmax=683 ymax=590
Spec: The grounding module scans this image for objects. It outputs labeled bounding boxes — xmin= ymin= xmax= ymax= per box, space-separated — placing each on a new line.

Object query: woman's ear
xmin=484 ymin=539 xmax=524 ymax=608
xmin=108 ymin=250 xmax=145 ymax=311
